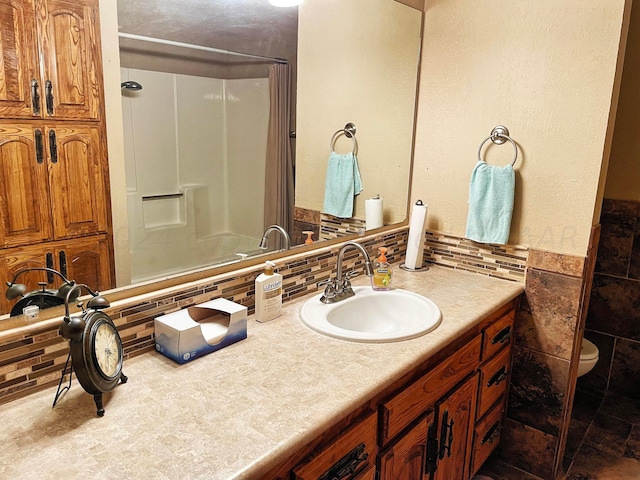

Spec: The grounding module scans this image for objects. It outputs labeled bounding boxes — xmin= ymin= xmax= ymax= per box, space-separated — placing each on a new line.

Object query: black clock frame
xmin=55 ymin=282 xmax=127 ymax=416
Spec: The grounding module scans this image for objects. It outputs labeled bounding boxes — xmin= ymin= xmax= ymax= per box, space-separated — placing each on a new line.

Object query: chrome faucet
xmin=319 ymin=241 xmax=374 ymax=304
xmin=259 ymin=225 xmax=291 ymax=251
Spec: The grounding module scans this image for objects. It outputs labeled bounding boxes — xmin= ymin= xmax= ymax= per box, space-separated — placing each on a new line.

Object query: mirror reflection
xmin=0 ymin=0 xmax=421 ymax=318
xmin=117 ymin=0 xmax=421 ymax=284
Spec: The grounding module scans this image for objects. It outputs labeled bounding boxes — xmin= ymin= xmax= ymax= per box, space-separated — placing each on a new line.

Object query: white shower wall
xmin=121 ymin=67 xmax=269 ymax=282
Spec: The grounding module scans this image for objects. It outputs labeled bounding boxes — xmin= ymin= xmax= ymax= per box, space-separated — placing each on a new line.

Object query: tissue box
xmin=154 ymin=298 xmax=247 ymax=364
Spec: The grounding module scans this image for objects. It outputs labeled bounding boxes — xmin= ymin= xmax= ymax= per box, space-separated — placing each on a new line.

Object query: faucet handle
xmin=318 ymin=278 xmax=337 ymax=303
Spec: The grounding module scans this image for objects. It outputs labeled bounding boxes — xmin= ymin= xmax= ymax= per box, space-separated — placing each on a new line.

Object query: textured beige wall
xmin=606 ymin=0 xmax=640 ymax=201
xmin=295 ymin=0 xmax=421 ymax=225
xmin=412 ymin=0 xmax=627 ymax=256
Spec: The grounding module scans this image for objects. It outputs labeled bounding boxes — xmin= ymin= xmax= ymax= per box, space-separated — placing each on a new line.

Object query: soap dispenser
xmin=371 ymin=247 xmax=392 ymax=291
xmin=255 ymin=261 xmax=283 ymax=322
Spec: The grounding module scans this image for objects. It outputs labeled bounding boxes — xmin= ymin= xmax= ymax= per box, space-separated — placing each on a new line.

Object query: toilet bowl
xmin=577 ymin=338 xmax=599 ymax=377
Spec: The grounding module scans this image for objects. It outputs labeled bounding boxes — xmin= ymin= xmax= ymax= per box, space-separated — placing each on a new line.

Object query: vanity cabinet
xmin=0 ymin=0 xmax=113 ymax=313
xmin=0 ymin=0 xmax=102 ymax=121
xmin=280 ymin=298 xmax=519 ymax=480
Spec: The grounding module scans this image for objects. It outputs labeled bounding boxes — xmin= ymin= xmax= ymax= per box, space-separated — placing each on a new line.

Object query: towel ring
xmin=330 ymin=122 xmax=358 ymax=154
xmin=477 ymin=125 xmax=518 ymax=167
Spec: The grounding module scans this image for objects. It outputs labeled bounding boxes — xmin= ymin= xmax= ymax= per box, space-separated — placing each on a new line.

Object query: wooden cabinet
xmin=0 ymin=123 xmax=108 ymax=247
xmin=379 ymin=412 xmax=434 ymax=480
xmin=0 ymin=125 xmax=52 ymax=247
xmin=284 ymin=298 xmax=519 ymax=480
xmin=0 ymin=0 xmax=102 ymax=121
xmin=469 ymin=304 xmax=516 ymax=477
xmin=0 ymin=0 xmax=112 ymax=316
xmin=0 ymin=235 xmax=112 ymax=314
xmin=292 ymin=411 xmax=377 ymax=480
xmin=431 ymin=373 xmax=478 ymax=480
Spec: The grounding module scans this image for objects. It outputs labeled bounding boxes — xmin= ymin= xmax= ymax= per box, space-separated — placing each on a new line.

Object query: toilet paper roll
xmin=365 ymin=196 xmax=383 ymax=230
xmin=404 ymin=200 xmax=428 ymax=270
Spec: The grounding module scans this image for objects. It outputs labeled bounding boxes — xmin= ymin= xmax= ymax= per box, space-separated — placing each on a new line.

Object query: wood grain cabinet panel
xmin=0 ymin=0 xmax=40 ymax=119
xmin=36 ymin=0 xmax=102 ymax=120
xmin=380 ymin=335 xmax=481 ymax=446
xmin=378 ymin=412 xmax=434 ymax=480
xmin=0 ymin=0 xmax=102 ymax=121
xmin=477 ymin=345 xmax=512 ymax=419
xmin=432 ymin=373 xmax=478 ymax=480
xmin=292 ymin=411 xmax=377 ymax=480
xmin=0 ymin=235 xmax=112 ymax=313
xmin=0 ymin=124 xmax=53 ymax=247
xmin=47 ymin=125 xmax=108 ymax=238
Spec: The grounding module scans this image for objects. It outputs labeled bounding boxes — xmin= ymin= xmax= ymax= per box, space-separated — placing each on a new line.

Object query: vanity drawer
xmin=292 ymin=411 xmax=377 ymax=480
xmin=379 ymin=335 xmax=481 ymax=446
xmin=471 ymin=399 xmax=506 ymax=475
xmin=477 ymin=345 xmax=512 ymax=418
xmin=481 ymin=308 xmax=515 ymax=361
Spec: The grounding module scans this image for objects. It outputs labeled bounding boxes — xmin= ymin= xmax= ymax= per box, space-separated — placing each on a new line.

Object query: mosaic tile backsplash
xmin=0 ymin=227 xmax=529 ymax=405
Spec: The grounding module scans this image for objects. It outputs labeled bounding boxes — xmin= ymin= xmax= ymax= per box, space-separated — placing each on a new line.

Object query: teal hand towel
xmin=465 ymin=160 xmax=515 ymax=244
xmin=323 ymin=151 xmax=363 ymax=218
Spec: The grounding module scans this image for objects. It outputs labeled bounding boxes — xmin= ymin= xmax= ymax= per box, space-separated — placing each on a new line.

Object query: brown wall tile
xmin=516 ymin=269 xmax=582 ymax=360
xmin=508 ymin=346 xmax=570 ymax=436
xmin=595 ymin=212 xmax=635 ymax=276
xmin=527 ymin=250 xmax=585 ymax=278
xmin=587 ymin=274 xmax=640 ymax=340
xmin=609 ymin=339 xmax=640 ymax=399
xmin=498 ymin=418 xmax=557 ymax=480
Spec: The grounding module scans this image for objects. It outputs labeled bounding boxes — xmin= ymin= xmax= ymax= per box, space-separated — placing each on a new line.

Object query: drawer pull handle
xmin=481 ymin=421 xmax=501 ymax=445
xmin=35 ymin=129 xmax=44 ymax=164
xmin=491 ymin=325 xmax=511 ymax=345
xmin=48 ymin=129 xmax=57 ymax=163
xmin=31 ymin=79 xmax=41 ymax=115
xmin=439 ymin=410 xmax=455 ymax=459
xmin=425 ymin=421 xmax=439 ymax=474
xmin=487 ymin=366 xmax=509 ymax=387
xmin=45 ymin=80 xmax=54 ymax=115
xmin=318 ymin=442 xmax=368 ymax=480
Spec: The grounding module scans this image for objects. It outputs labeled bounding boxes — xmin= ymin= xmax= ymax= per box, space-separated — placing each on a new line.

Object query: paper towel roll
xmin=404 ymin=200 xmax=428 ymax=270
xmin=365 ymin=196 xmax=383 ymax=230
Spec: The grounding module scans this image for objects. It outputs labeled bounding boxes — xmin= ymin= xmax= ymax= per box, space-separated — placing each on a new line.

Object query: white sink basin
xmin=300 ymin=286 xmax=441 ymax=343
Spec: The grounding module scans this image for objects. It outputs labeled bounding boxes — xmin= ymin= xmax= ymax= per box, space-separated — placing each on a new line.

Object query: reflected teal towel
xmin=465 ymin=160 xmax=515 ymax=244
xmin=323 ymin=151 xmax=363 ymax=218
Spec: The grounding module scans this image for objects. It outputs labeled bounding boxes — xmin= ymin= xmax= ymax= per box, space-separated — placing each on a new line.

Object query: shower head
xmin=121 ymin=81 xmax=142 ymax=91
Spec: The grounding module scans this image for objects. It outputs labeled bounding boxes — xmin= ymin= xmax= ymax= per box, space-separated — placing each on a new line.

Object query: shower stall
xmin=121 ymin=67 xmax=270 ymax=283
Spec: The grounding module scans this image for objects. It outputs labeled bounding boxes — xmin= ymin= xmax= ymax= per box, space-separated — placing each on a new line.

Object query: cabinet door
xmin=379 ymin=411 xmax=434 ymax=480
xmin=46 ymin=125 xmax=108 ymax=238
xmin=433 ymin=373 xmax=478 ymax=480
xmin=0 ymin=0 xmax=41 ymax=118
xmin=0 ymin=124 xmax=52 ymax=247
xmin=0 ymin=236 xmax=112 ymax=314
xmin=36 ymin=0 xmax=102 ymax=120
xmin=54 ymin=235 xmax=112 ymax=292
xmin=292 ymin=412 xmax=377 ymax=480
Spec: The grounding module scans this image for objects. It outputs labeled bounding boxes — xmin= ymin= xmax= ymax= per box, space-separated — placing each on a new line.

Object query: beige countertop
xmin=0 ymin=265 xmax=523 ymax=480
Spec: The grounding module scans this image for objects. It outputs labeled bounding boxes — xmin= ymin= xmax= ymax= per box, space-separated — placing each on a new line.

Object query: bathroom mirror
xmin=0 ymin=0 xmax=422 ymax=320
xmin=116 ymin=0 xmax=421 ymax=285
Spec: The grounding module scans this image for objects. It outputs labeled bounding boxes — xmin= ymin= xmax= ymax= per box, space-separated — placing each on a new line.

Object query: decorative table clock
xmin=56 ymin=282 xmax=128 ymax=416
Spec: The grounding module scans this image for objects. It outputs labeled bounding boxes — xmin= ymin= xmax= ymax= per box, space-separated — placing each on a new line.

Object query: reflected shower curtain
xmin=263 ymin=63 xmax=294 ymax=246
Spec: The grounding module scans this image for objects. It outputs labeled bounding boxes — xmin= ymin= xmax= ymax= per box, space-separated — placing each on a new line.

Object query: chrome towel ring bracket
xmin=330 ymin=122 xmax=358 ymax=154
xmin=477 ymin=125 xmax=518 ymax=167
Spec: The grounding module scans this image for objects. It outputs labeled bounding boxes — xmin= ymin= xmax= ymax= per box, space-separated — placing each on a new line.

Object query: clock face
xmin=93 ymin=321 xmax=121 ymax=378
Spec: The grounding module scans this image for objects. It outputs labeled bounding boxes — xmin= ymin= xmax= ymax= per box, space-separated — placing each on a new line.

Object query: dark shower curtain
xmin=263 ymin=63 xmax=295 ymax=243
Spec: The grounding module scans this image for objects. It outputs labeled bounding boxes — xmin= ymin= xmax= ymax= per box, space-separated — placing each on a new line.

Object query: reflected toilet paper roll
xmin=365 ymin=196 xmax=383 ymax=230
xmin=403 ymin=200 xmax=428 ymax=270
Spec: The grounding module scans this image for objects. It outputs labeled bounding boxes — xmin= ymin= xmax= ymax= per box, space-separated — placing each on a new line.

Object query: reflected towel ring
xmin=477 ymin=125 xmax=518 ymax=167
xmin=330 ymin=122 xmax=358 ymax=154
